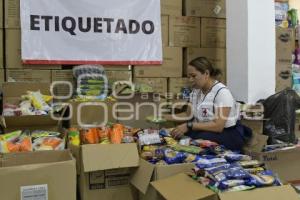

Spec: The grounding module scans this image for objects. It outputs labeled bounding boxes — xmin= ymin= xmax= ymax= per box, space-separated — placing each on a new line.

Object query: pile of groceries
xmin=3 ymin=91 xmax=53 ymax=116
xmin=0 ymin=130 xmax=65 ymax=153
xmin=137 ymin=128 xmax=282 ymax=193
xmin=68 ymin=123 xmax=140 ymax=146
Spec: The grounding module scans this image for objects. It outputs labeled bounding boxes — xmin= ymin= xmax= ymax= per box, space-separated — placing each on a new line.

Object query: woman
xmin=170 ymin=57 xmax=251 ymax=151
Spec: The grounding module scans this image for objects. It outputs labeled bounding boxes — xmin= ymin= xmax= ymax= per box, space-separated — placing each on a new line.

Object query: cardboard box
xmin=131 ymin=159 xmax=195 ymax=200
xmin=161 ymin=0 xmax=182 ymax=16
xmin=66 ymin=100 xmax=117 ymax=129
xmin=151 ymin=173 xmax=299 ymax=200
xmin=168 ymin=78 xmax=190 ymax=95
xmin=276 ymin=62 xmax=291 ymax=92
xmin=161 ymin=15 xmax=169 ymax=47
xmin=134 ymin=47 xmax=182 ymax=78
xmin=5 ymin=0 xmax=20 ymax=28
xmin=184 ymin=48 xmax=226 ymax=83
xmin=51 ymin=69 xmax=75 ymax=98
xmin=169 ymin=16 xmax=201 ymax=47
xmin=275 ymin=28 xmax=293 ymax=92
xmin=134 ymin=78 xmax=168 ymax=95
xmin=184 ymin=0 xmax=226 ymax=18
xmin=117 ymin=93 xmax=171 ymax=129
xmin=5 ymin=29 xmax=61 ymax=69
xmin=103 ymin=65 xmax=131 ymax=70
xmin=295 ymin=113 xmax=300 ymax=139
xmin=0 ymin=69 xmax=4 ymax=89
xmin=151 ymin=173 xmax=217 ymax=200
xmin=248 ymin=147 xmax=300 ymax=183
xmin=241 ymin=119 xmax=264 ymax=134
xmin=218 ymin=185 xmax=299 ymax=200
xmin=70 ymin=143 xmax=139 ymax=200
xmin=106 ymin=70 xmax=132 ymax=84
xmin=201 ymin=18 xmax=226 ymax=48
xmin=276 ymin=27 xmax=294 ymax=65
xmin=6 ymin=69 xmax=52 ymax=83
xmin=1 ymin=82 xmax=59 ymax=132
xmin=0 ymin=0 xmax=3 ymax=28
xmin=0 ymin=29 xmax=3 ymax=68
xmin=0 ymin=150 xmax=76 ymax=200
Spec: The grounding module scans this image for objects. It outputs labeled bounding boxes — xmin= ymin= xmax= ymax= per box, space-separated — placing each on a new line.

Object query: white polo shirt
xmin=190 ymin=82 xmax=239 ymax=128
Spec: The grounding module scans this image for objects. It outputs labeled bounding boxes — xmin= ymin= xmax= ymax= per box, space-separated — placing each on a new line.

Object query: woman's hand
xmin=171 ymin=123 xmax=188 ymax=139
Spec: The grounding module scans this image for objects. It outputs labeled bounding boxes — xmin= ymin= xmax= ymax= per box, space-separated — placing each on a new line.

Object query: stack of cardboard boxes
xmin=183 ymin=0 xmax=227 ymax=84
xmin=274 ymin=0 xmax=295 ymax=92
xmin=134 ymin=0 xmax=184 ymax=96
xmin=133 ymin=0 xmax=227 ymax=98
xmin=0 ymin=0 xmax=4 ymax=89
xmin=275 ymin=27 xmax=294 ymax=92
xmin=3 ymin=0 xmax=133 ymax=98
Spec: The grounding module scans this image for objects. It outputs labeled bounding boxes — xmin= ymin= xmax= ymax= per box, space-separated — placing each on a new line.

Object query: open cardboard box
xmin=0 ymin=150 xmax=76 ymax=200
xmin=150 ymin=173 xmax=299 ymax=200
xmin=70 ymin=143 xmax=139 ymax=200
xmin=246 ymin=147 xmax=300 ymax=184
xmin=1 ymin=82 xmax=60 ymax=132
xmin=130 ymin=159 xmax=195 ymax=200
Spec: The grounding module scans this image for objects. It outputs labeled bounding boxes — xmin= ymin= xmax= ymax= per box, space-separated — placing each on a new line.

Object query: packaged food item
xmin=159 ymin=128 xmax=171 ymax=137
xmin=170 ymin=144 xmax=203 ymax=154
xmin=224 ymin=185 xmax=255 ymax=192
xmin=238 ymin=160 xmax=264 ymax=168
xmin=218 ymin=180 xmax=245 ymax=190
xmin=33 ymin=137 xmax=64 ymax=151
xmin=179 ymin=137 xmax=191 ymax=146
xmin=0 ymin=132 xmax=32 ymax=153
xmin=110 ymin=124 xmax=124 ymax=144
xmin=80 ymin=128 xmax=99 ymax=144
xmin=164 ymin=137 xmax=178 ymax=145
xmin=27 ymin=91 xmax=52 ymax=112
xmin=196 ymin=158 xmax=227 ymax=169
xmin=244 ymin=167 xmax=265 ymax=174
xmin=224 ymin=153 xmax=252 ymax=162
xmin=191 ymin=139 xmax=219 ymax=148
xmin=68 ymin=128 xmax=80 ymax=146
xmin=138 ymin=130 xmax=161 ymax=145
xmin=164 ymin=149 xmax=186 ymax=164
xmin=141 ymin=151 xmax=154 ymax=160
xmin=224 ymin=167 xmax=251 ymax=180
xmin=98 ymin=127 xmax=111 ymax=144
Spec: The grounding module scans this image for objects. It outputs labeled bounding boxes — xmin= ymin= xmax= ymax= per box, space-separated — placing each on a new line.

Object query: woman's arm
xmin=171 ymin=107 xmax=231 ymax=138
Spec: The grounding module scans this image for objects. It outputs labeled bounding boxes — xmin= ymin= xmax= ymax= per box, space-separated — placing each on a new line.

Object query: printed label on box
xmin=89 ymin=169 xmax=130 ymax=190
xmin=89 ymin=171 xmax=105 ymax=190
xmin=20 ymin=184 xmax=48 ymax=200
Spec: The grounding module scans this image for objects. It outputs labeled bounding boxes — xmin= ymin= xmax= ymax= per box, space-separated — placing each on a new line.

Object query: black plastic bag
xmin=261 ymin=89 xmax=300 ymax=144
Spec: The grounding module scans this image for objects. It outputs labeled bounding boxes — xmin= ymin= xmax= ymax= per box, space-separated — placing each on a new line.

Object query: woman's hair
xmin=189 ymin=57 xmax=222 ymax=78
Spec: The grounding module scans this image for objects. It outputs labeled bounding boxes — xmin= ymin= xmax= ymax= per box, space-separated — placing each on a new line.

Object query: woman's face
xmin=187 ymin=65 xmax=208 ymax=89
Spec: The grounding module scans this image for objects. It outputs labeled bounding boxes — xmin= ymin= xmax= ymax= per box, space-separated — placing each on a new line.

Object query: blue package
xmin=159 ymin=129 xmax=171 ymax=137
xmin=218 ymin=180 xmax=245 ymax=190
xmin=224 ymin=153 xmax=252 ymax=163
xmin=224 ymin=167 xmax=251 ymax=180
xmin=196 ymin=158 xmax=227 ymax=169
xmin=164 ymin=149 xmax=186 ymax=164
xmin=206 ymin=163 xmax=240 ymax=175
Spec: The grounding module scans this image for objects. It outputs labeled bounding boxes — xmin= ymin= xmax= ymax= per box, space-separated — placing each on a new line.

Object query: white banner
xmin=20 ymin=0 xmax=162 ymax=65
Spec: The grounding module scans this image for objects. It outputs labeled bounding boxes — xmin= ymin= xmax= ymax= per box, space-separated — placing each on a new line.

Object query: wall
xmin=227 ymin=0 xmax=276 ymax=103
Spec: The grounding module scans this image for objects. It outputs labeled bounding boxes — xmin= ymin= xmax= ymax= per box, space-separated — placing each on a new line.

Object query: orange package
xmin=81 ymin=128 xmax=100 ymax=144
xmin=43 ymin=138 xmax=62 ymax=149
xmin=7 ymin=142 xmax=21 ymax=153
xmin=20 ymin=137 xmax=33 ymax=152
xmin=110 ymin=124 xmax=124 ymax=144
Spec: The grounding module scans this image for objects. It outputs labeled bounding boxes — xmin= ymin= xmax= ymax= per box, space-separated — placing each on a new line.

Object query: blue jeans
xmin=186 ymin=122 xmax=252 ymax=152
